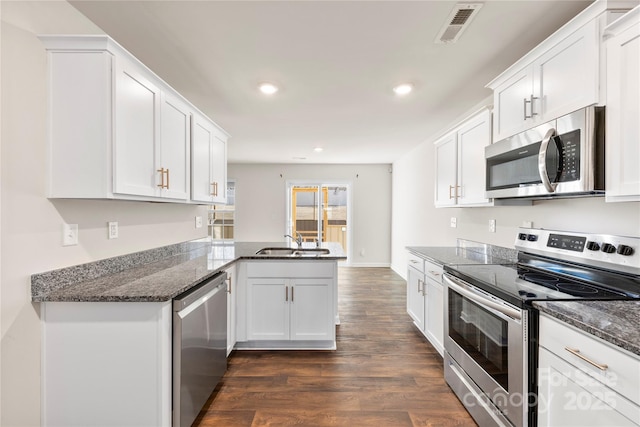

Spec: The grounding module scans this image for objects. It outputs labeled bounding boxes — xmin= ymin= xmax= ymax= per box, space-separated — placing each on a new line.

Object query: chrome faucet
xmin=284 ymin=232 xmax=303 ymax=248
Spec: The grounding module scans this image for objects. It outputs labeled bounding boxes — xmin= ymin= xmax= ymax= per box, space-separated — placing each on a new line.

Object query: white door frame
xmin=285 ymin=180 xmax=352 ymax=266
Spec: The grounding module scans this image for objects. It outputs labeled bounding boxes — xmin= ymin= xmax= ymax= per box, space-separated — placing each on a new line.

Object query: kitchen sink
xmin=255 ymin=247 xmax=331 ymax=256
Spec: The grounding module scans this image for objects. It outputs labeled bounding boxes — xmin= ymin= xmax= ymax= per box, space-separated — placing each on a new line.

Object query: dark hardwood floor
xmin=194 ymin=267 xmax=477 ymax=427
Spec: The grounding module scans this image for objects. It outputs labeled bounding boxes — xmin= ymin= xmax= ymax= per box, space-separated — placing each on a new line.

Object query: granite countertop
xmin=534 ymin=300 xmax=640 ymax=358
xmin=406 ymin=242 xmax=517 ymax=266
xmin=32 ymin=240 xmax=346 ymax=303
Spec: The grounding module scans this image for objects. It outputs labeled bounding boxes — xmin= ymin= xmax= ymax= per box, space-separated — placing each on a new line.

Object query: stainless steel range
xmin=443 ymin=227 xmax=640 ymax=427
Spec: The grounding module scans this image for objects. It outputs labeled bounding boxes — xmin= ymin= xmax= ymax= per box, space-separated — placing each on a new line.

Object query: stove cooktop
xmin=445 ymin=255 xmax=640 ymax=309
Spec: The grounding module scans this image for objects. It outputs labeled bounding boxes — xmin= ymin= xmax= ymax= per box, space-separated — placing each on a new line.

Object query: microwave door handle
xmin=538 ymin=128 xmax=558 ymax=193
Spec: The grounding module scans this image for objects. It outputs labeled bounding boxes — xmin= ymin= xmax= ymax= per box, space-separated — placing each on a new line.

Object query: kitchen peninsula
xmin=31 ymin=238 xmax=346 ymax=427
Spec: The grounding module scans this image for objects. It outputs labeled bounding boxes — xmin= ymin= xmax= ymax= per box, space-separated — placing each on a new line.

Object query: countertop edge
xmin=32 ymin=240 xmax=346 ymax=303
xmin=534 ymin=300 xmax=640 ymax=358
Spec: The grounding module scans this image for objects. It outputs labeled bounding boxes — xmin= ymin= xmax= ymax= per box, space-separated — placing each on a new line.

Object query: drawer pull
xmin=428 ymin=270 xmax=441 ymax=276
xmin=564 ymin=347 xmax=608 ymax=371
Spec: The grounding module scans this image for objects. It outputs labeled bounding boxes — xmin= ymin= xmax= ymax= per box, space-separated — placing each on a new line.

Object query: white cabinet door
xmin=538 ymin=347 xmax=638 ymax=427
xmin=492 ymin=67 xmax=535 ymax=142
xmin=225 ymin=264 xmax=237 ymax=356
xmin=210 ymin=129 xmax=227 ymax=204
xmin=605 ymin=8 xmax=640 ymax=202
xmin=246 ymin=278 xmax=289 ymax=340
xmin=425 ymin=278 xmax=444 ymax=357
xmin=191 ymin=112 xmax=214 ymax=203
xmin=434 ymin=132 xmax=457 ymax=207
xmin=191 ymin=112 xmax=228 ymax=204
xmin=290 ymin=278 xmax=334 ymax=341
xmin=534 ymin=20 xmax=599 ymax=123
xmin=114 ymin=56 xmax=161 ymax=197
xmin=406 ymin=265 xmax=425 ymax=331
xmin=457 ymin=108 xmax=492 ymax=206
xmin=159 ymin=92 xmax=191 ymax=201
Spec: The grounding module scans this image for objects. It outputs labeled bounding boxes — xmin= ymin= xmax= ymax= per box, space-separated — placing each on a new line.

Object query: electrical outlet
xmin=62 ymin=223 xmax=78 ymax=246
xmin=522 ymin=220 xmax=533 ymax=228
xmin=489 ymin=219 xmax=496 ymax=233
xmin=450 ymin=217 xmax=457 ymax=228
xmin=108 ymin=222 xmax=118 ymax=239
xmin=195 ymin=216 xmax=203 ymax=228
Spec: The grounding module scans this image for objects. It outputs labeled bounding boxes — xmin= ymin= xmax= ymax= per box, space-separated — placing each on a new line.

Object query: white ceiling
xmin=69 ymin=0 xmax=592 ymax=164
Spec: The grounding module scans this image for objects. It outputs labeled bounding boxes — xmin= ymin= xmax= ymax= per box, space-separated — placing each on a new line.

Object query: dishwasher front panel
xmin=173 ymin=272 xmax=227 ymax=427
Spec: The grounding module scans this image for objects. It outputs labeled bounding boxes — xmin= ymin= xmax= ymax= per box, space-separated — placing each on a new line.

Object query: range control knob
xmin=617 ymin=245 xmax=634 ymax=256
xmin=586 ymin=241 xmax=600 ymax=251
xmin=518 ymin=233 xmax=528 ymax=241
xmin=601 ymin=243 xmax=617 ymax=254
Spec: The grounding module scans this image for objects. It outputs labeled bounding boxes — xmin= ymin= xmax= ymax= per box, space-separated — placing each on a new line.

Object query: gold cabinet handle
xmin=210 ymin=182 xmax=218 ymax=197
xmin=157 ymin=168 xmax=169 ymax=189
xmin=428 ymin=270 xmax=441 ymax=277
xmin=226 ymin=275 xmax=232 ymax=294
xmin=564 ymin=347 xmax=608 ymax=371
xmin=449 ymin=185 xmax=454 ymax=199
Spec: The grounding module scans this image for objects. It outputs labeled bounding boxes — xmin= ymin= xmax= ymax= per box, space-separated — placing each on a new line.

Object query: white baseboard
xmin=341 ymin=262 xmax=391 ymax=268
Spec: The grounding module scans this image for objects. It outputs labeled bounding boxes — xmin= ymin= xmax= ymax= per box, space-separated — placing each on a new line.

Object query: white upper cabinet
xmin=457 ymin=108 xmax=492 ymax=206
xmin=434 ymin=107 xmax=493 ymax=207
xmin=434 ymin=132 xmax=458 ymax=207
xmin=40 ymin=35 xmax=226 ymax=203
xmin=191 ymin=112 xmax=228 ymax=204
xmin=159 ymin=92 xmax=191 ymax=201
xmin=113 ymin=56 xmax=163 ymax=198
xmin=487 ymin=1 xmax=636 ymax=142
xmin=604 ymin=6 xmax=640 ymax=202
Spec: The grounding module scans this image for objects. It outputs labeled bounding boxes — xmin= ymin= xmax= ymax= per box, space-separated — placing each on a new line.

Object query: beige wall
xmin=391 ymin=106 xmax=640 ymax=276
xmin=1 ymin=3 xmax=208 ymax=425
xmin=229 ymin=163 xmax=392 ymax=266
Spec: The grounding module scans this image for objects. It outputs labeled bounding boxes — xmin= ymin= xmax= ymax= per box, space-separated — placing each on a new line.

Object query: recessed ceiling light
xmin=314 ymin=147 xmax=324 ymax=153
xmin=259 ymin=83 xmax=278 ymax=95
xmin=393 ymin=83 xmax=413 ymax=96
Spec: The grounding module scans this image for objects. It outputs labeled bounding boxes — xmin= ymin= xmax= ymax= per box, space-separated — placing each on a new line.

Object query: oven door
xmin=443 ymin=273 xmax=527 ymax=427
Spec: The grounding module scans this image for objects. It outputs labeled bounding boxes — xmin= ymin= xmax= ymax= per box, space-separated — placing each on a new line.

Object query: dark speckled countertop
xmin=534 ymin=300 xmax=640 ymax=357
xmin=406 ymin=242 xmax=518 ymax=266
xmin=31 ymin=239 xmax=346 ymax=303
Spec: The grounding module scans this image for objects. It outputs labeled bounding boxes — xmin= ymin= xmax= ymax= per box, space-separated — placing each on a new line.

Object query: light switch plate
xmin=195 ymin=216 xmax=203 ymax=228
xmin=62 ymin=223 xmax=78 ymax=246
xmin=489 ymin=219 xmax=496 ymax=233
xmin=450 ymin=217 xmax=457 ymax=228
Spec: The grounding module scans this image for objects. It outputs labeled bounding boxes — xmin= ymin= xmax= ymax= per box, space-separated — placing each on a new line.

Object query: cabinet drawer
xmin=407 ymin=253 xmax=425 ymax=274
xmin=424 ymin=259 xmax=443 ymax=283
xmin=539 ymin=314 xmax=640 ymax=405
xmin=246 ymin=261 xmax=334 ymax=278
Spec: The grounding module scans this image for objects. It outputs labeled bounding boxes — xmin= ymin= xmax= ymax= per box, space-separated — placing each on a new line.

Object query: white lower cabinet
xmin=237 ymin=261 xmax=337 ymax=349
xmin=406 ymin=252 xmax=444 ymax=356
xmin=537 ymin=314 xmax=640 ymax=426
xmin=407 ymin=254 xmax=426 ymax=331
xmin=42 ymin=302 xmax=172 ymax=427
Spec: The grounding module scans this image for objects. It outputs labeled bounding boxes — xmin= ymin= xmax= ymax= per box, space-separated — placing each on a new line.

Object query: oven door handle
xmin=443 ymin=274 xmax=522 ymax=321
xmin=538 ymin=128 xmax=559 ymax=193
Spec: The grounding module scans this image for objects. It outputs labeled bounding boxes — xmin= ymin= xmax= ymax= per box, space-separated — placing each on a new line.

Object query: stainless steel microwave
xmin=485 ymin=106 xmax=605 ymax=199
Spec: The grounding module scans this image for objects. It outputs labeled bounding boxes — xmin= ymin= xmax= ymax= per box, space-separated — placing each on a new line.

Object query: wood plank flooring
xmin=194 ymin=267 xmax=477 ymax=427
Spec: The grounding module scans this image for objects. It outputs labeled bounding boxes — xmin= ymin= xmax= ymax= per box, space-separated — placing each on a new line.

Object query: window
xmin=209 ymin=180 xmax=235 ymax=240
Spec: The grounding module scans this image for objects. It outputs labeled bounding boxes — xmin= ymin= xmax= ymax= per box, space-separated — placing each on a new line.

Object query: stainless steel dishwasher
xmin=173 ymin=272 xmax=227 ymax=427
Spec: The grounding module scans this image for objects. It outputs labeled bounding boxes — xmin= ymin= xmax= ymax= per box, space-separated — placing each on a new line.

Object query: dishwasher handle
xmin=173 ymin=272 xmax=227 ymax=312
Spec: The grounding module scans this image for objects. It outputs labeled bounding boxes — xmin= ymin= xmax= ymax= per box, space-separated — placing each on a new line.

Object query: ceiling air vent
xmin=435 ymin=3 xmax=483 ymax=44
